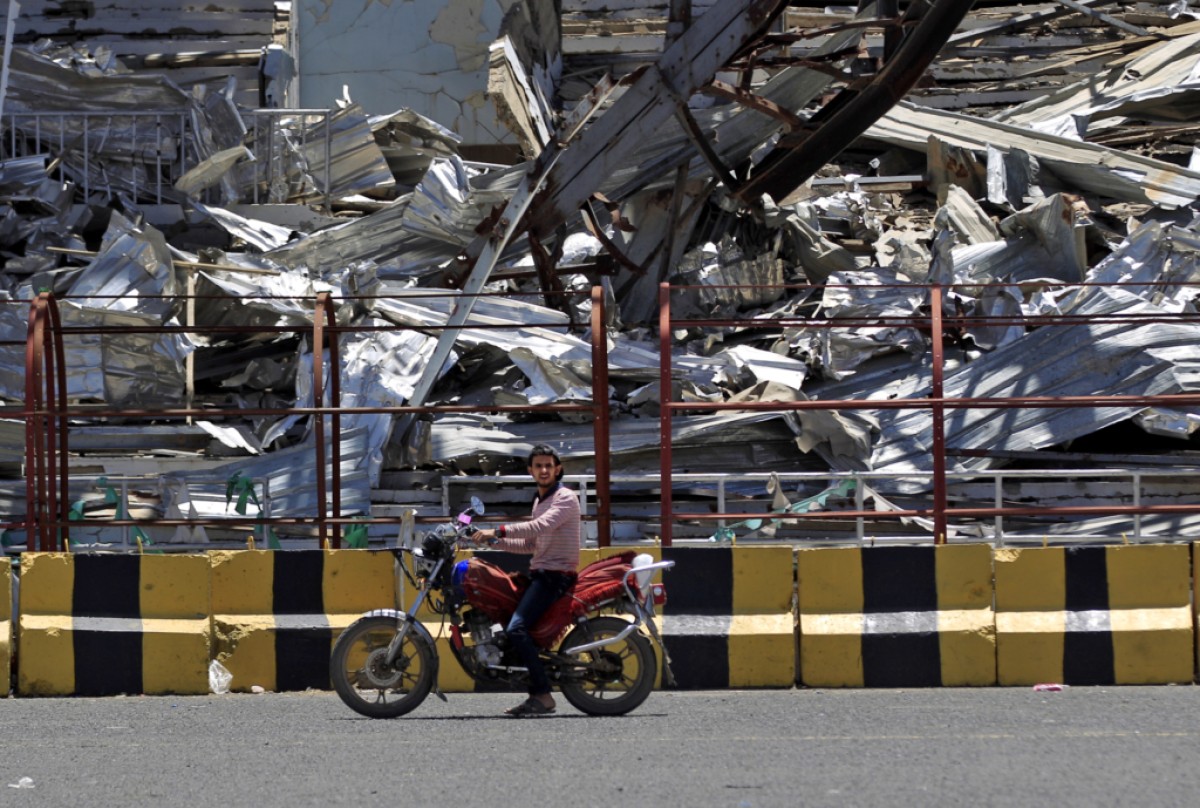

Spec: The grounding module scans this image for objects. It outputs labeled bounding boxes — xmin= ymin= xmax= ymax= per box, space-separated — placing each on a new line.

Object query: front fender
xmin=357 ymin=609 xmax=441 ymax=692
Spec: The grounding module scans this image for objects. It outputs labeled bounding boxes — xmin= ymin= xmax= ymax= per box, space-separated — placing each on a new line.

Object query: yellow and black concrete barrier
xmin=5 ymin=541 xmax=1200 ymax=697
xmin=995 ymin=544 xmax=1193 ymax=686
xmin=1 ymin=560 xmax=11 ymax=696
xmin=659 ymin=546 xmax=796 ymax=688
xmin=17 ymin=553 xmax=211 ymax=696
xmin=210 ymin=549 xmax=395 ymax=692
xmin=1195 ymin=543 xmax=1200 ymax=679
xmin=797 ymin=544 xmax=996 ymax=687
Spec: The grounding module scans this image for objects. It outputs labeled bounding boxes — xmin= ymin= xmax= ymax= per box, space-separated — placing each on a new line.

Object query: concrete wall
xmin=294 ymin=0 xmax=559 ymax=150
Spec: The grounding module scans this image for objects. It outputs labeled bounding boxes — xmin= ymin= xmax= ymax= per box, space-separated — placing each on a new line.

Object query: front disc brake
xmin=359 ymin=647 xmax=407 ymax=688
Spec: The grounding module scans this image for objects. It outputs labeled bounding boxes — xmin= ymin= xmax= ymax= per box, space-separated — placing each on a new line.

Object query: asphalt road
xmin=2 ymin=686 xmax=1198 ymax=808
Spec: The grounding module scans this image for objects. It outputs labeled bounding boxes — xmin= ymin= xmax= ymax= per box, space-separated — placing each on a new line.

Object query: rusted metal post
xmin=659 ymin=283 xmax=673 ymax=547
xmin=23 ymin=293 xmax=69 ymax=552
xmin=590 ymin=286 xmax=612 ymax=547
xmin=47 ymin=295 xmax=68 ymax=551
xmin=24 ymin=297 xmax=48 ymax=551
xmin=313 ymin=292 xmax=342 ymax=549
xmin=930 ymin=285 xmax=948 ymax=544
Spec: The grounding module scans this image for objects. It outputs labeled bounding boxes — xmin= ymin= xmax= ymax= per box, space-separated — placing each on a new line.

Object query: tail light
xmin=650 ymin=583 xmax=667 ymax=606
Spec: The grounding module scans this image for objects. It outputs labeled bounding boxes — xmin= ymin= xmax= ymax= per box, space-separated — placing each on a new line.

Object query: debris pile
xmin=4 ymin=1 xmax=1200 ymax=546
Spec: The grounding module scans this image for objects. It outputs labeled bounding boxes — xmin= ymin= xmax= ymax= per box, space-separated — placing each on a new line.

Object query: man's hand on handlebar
xmin=471 ymin=528 xmax=499 ymax=547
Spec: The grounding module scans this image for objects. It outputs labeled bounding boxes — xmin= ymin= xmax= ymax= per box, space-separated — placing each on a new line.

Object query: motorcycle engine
xmin=464 ymin=610 xmax=503 ymax=668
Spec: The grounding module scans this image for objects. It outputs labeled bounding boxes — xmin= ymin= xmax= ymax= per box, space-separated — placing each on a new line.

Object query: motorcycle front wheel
xmin=558 ymin=615 xmax=657 ymax=716
xmin=330 ymin=616 xmax=435 ymax=718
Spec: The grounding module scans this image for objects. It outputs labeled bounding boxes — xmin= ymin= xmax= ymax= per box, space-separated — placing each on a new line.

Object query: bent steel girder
xmin=521 ymin=0 xmax=787 ymax=243
xmin=735 ymin=0 xmax=977 ymax=203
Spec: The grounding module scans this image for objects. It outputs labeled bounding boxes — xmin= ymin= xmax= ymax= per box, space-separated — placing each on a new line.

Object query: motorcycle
xmin=330 ymin=497 xmax=676 ymax=718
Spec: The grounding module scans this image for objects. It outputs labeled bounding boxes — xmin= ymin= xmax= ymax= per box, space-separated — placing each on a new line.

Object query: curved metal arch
xmin=25 ymin=293 xmax=69 ymax=552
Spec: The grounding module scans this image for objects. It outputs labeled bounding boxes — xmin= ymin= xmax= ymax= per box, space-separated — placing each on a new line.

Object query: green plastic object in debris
xmin=225 ymin=472 xmax=260 ymax=515
xmin=226 ymin=471 xmax=279 ymax=549
xmin=67 ymin=476 xmax=152 ymax=548
xmin=343 ymin=522 xmax=370 ymax=549
xmin=709 ymin=478 xmax=857 ymax=542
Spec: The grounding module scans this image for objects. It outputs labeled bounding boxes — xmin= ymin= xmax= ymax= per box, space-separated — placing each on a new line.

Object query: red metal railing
xmin=17 ymin=287 xmax=612 ymax=551
xmin=657 ymin=281 xmax=1200 ymax=546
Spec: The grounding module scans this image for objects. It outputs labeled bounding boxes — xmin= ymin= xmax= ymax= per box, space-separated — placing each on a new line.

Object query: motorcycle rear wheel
xmin=558 ymin=615 xmax=657 ymax=716
xmin=330 ymin=616 xmax=434 ymax=718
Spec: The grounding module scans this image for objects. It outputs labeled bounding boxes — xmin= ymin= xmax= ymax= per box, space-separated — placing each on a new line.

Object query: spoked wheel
xmin=330 ymin=616 xmax=434 ymax=718
xmin=558 ymin=616 xmax=657 ymax=716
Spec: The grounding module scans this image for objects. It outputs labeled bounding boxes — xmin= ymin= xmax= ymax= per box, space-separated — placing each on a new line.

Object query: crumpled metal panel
xmin=278 ymin=102 xmax=397 ymax=204
xmin=950 ymin=195 xmax=1088 ymax=285
xmin=47 ymin=302 xmax=191 ymax=406
xmin=296 ymin=324 xmax=448 ymax=487
xmin=372 ymin=289 xmax=661 ymax=385
xmin=671 ymin=239 xmax=785 ymax=316
xmin=4 ymin=46 xmax=193 ymax=113
xmin=992 ymin=30 xmax=1200 ymax=139
xmin=868 ymin=102 xmax=1200 ymax=209
xmin=267 ymin=156 xmax=511 ymax=277
xmin=0 ymin=213 xmax=190 ymax=406
xmin=55 ymin=212 xmax=180 ymax=317
xmin=426 ymin=411 xmax=794 ymax=466
xmin=783 ymin=268 xmax=928 ymax=381
xmin=804 ymin=222 xmax=1200 ymax=493
xmin=370 ymin=108 xmax=462 ymax=189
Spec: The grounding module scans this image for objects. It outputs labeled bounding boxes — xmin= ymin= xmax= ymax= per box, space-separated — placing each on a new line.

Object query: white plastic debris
xmin=208 ymin=659 xmax=233 ymax=694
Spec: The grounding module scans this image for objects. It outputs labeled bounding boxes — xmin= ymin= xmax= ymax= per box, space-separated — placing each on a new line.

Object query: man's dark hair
xmin=527 ymin=444 xmax=565 ymax=480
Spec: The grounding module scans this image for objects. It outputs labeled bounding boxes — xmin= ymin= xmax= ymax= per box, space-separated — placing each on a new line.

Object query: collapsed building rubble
xmin=5 ymin=1 xmax=1200 ymax=547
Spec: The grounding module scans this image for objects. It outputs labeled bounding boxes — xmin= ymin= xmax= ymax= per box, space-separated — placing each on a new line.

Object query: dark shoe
xmin=505 ymin=698 xmax=555 ymax=717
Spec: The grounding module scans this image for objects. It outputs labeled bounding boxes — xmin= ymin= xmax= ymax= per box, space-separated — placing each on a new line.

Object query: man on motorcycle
xmin=471 ymin=444 xmax=581 ymax=717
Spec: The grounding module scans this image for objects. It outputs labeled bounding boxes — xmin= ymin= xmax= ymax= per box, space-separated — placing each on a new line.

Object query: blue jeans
xmin=506 ymin=570 xmax=575 ymax=696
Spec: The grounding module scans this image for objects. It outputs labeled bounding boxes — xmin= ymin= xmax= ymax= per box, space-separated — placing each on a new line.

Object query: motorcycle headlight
xmin=421 ymin=534 xmax=444 ymax=559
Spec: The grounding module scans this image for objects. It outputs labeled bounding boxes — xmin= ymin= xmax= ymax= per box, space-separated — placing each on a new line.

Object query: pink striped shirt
xmin=493 ymin=483 xmax=581 ymax=573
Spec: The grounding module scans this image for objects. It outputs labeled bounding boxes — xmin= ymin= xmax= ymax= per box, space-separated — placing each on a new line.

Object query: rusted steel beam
xmin=703 ymin=79 xmax=806 ymax=131
xmin=735 ymin=0 xmax=975 ymax=203
xmin=930 ymin=284 xmax=947 ymax=544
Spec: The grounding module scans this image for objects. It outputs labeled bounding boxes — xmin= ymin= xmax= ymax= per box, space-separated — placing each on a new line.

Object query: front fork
xmin=386 ymin=555 xmax=443 ymax=666
xmin=383 ymin=557 xmax=449 ymax=701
